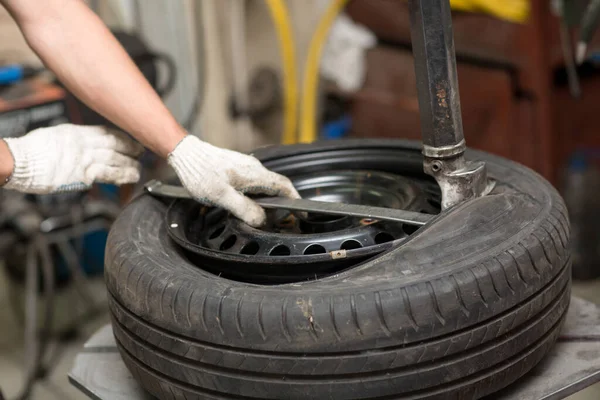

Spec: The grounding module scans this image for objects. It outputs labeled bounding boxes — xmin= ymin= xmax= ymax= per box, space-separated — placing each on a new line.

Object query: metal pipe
xmin=406 ymin=0 xmax=491 ymax=209
xmin=19 ymin=241 xmax=39 ymax=400
xmin=408 ymin=0 xmax=465 ymax=158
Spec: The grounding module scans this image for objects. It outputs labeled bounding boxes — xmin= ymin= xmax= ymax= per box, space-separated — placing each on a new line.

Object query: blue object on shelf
xmin=322 ymin=116 xmax=351 ymax=140
xmin=97 ymin=183 xmax=120 ymax=202
xmin=569 ymin=152 xmax=588 ymax=172
xmin=82 ymin=229 xmax=109 ymax=276
xmin=589 ymin=52 xmax=600 ymax=63
xmin=0 ymin=64 xmax=42 ymax=85
xmin=53 ymin=229 xmax=109 ymax=279
xmin=0 ymin=64 xmax=24 ymax=85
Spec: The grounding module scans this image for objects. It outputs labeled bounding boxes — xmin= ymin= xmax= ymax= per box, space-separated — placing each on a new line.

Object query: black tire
xmin=105 ymin=140 xmax=571 ymax=400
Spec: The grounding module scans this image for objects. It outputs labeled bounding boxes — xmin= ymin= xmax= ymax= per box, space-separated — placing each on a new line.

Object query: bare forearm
xmin=2 ymin=0 xmax=186 ymax=158
xmin=0 ymin=140 xmax=14 ymax=182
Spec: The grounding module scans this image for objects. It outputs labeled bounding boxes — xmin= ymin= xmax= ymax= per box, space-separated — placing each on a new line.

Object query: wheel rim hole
xmin=220 ymin=235 xmax=237 ymax=251
xmin=304 ymin=244 xmax=327 ymax=255
xmin=374 ymin=232 xmax=395 ymax=244
xmin=340 ymin=240 xmax=362 ymax=250
xmin=402 ymin=224 xmax=419 ymax=235
xmin=209 ymin=225 xmax=226 ymax=239
xmin=240 ymin=241 xmax=260 ymax=255
xmin=270 ymin=245 xmax=291 ymax=256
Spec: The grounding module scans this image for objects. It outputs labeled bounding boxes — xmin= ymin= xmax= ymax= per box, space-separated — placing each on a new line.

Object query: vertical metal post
xmin=408 ymin=0 xmax=490 ymax=209
xmin=408 ymin=0 xmax=465 ymax=157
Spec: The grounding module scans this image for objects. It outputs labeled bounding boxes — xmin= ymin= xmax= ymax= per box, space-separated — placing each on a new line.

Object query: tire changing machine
xmin=70 ymin=1 xmax=600 ymax=398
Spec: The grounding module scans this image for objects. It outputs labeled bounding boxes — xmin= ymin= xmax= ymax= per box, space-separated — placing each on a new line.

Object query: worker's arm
xmin=0 ymin=141 xmax=13 ymax=183
xmin=1 ymin=0 xmax=184 ymax=157
xmin=0 ymin=0 xmax=299 ymax=226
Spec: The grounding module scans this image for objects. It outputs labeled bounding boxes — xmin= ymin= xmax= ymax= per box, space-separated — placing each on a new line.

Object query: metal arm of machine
xmin=408 ymin=0 xmax=492 ymax=209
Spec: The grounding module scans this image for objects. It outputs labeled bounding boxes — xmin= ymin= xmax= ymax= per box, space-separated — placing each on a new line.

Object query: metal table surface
xmin=69 ymin=296 xmax=600 ymax=400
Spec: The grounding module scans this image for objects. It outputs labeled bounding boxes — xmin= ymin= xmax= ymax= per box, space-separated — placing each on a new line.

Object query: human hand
xmin=2 ymin=124 xmax=143 ymax=194
xmin=167 ymin=135 xmax=299 ymax=227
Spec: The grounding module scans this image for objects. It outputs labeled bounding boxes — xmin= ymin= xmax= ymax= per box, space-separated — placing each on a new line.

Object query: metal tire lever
xmin=144 ymin=180 xmax=434 ymax=226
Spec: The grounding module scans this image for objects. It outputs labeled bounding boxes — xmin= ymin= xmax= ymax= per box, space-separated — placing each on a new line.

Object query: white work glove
xmin=2 ymin=124 xmax=143 ymax=194
xmin=168 ymin=135 xmax=300 ymax=227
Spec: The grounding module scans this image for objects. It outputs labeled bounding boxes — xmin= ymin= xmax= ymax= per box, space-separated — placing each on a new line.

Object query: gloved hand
xmin=2 ymin=124 xmax=143 ymax=194
xmin=168 ymin=135 xmax=300 ymax=227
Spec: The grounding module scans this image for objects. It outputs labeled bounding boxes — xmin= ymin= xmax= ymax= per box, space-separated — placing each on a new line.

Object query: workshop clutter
xmin=563 ymin=150 xmax=600 ymax=280
xmin=0 ymin=78 xmax=74 ymax=139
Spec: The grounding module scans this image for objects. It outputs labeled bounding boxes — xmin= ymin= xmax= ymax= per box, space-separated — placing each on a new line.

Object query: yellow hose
xmin=267 ymin=0 xmax=525 ymax=145
xmin=265 ymin=0 xmax=299 ymax=145
xmin=299 ymin=0 xmax=349 ymax=144
xmin=450 ymin=0 xmax=530 ymax=23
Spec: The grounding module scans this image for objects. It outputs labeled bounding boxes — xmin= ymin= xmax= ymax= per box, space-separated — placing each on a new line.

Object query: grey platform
xmin=69 ymin=296 xmax=600 ymax=400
